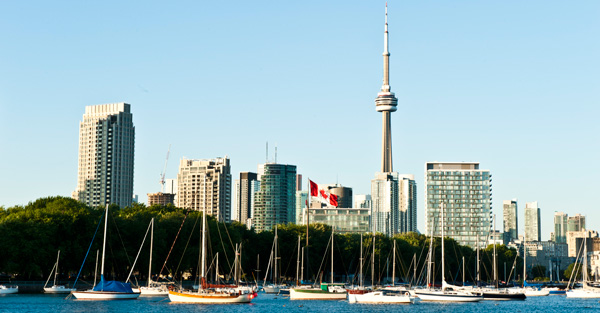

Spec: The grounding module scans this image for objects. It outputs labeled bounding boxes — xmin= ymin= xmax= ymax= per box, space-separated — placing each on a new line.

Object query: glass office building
xmin=253 ymin=163 xmax=297 ymax=232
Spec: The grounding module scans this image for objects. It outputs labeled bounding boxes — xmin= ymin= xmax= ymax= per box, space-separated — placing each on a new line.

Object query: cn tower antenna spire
xmin=375 ymin=2 xmax=398 ymax=173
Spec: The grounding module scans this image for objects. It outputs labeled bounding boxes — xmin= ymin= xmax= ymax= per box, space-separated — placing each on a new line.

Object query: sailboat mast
xmin=427 ymin=224 xmax=434 ymax=289
xmin=301 ymin=247 xmax=304 ymax=284
xmin=413 ymin=253 xmax=417 ymax=286
xmin=372 ymin=234 xmax=375 ymax=286
xmin=330 ymin=229 xmax=334 ymax=284
xmin=477 ymin=234 xmax=480 ymax=284
xmin=523 ymin=233 xmax=526 ymax=286
xmin=296 ymin=235 xmax=300 ymax=286
xmin=274 ymin=226 xmax=278 ymax=284
xmin=54 ymin=250 xmax=60 ymax=286
xmin=100 ymin=204 xmax=108 ymax=277
xmin=493 ymin=214 xmax=498 ymax=288
xmin=359 ymin=233 xmax=363 ymax=288
xmin=94 ymin=250 xmax=99 ymax=287
xmin=201 ymin=176 xmax=207 ymax=284
xmin=215 ymin=252 xmax=219 ymax=283
xmin=392 ymin=239 xmax=396 ymax=286
xmin=234 ymin=244 xmax=239 ymax=285
xmin=149 ymin=218 xmax=154 ymax=286
xmin=441 ymin=202 xmax=445 ymax=286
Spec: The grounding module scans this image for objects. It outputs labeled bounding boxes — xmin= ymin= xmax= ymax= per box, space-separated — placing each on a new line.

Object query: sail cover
xmin=93 ymin=275 xmax=134 ymax=293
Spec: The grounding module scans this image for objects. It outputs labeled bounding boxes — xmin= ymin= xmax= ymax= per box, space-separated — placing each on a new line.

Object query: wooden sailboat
xmin=72 ymin=205 xmax=140 ymax=300
xmin=168 ymin=176 xmax=256 ymax=303
xmin=290 ymin=229 xmax=347 ymax=300
xmin=414 ymin=202 xmax=483 ymax=302
xmin=44 ymin=250 xmax=76 ymax=294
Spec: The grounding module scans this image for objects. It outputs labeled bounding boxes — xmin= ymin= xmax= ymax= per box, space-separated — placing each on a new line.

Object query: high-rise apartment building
xmin=553 ymin=212 xmax=568 ymax=244
xmin=503 ymin=199 xmax=518 ymax=244
xmin=176 ymin=157 xmax=231 ymax=222
xmin=233 ymin=172 xmax=259 ymax=225
xmin=73 ymin=103 xmax=135 ymax=208
xmin=425 ymin=162 xmax=492 ymax=248
xmin=295 ymin=190 xmax=308 ymax=224
xmin=371 ymin=172 xmax=399 ymax=236
xmin=568 ymin=214 xmax=586 ymax=232
xmin=253 ymin=163 xmax=296 ymax=232
xmin=524 ymin=201 xmax=541 ymax=242
xmin=398 ymin=174 xmax=417 ymax=233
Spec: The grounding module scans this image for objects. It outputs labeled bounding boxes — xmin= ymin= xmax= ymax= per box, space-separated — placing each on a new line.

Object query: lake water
xmin=1 ymin=293 xmax=600 ymax=313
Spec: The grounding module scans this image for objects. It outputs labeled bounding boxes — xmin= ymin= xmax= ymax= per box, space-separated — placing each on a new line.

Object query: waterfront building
xmin=503 ymin=199 xmax=518 ymax=245
xmin=233 ymin=172 xmax=259 ymax=225
xmin=176 ymin=157 xmax=231 ymax=222
xmin=147 ymin=192 xmax=175 ymax=206
xmin=253 ymin=163 xmax=296 ymax=232
xmin=568 ymin=214 xmax=586 ymax=232
xmin=524 ymin=202 xmax=541 ymax=242
xmin=398 ymin=174 xmax=417 ymax=233
xmin=553 ymin=212 xmax=568 ymax=244
xmin=567 ymin=229 xmax=598 ymax=257
xmin=354 ymin=195 xmax=372 ymax=209
xmin=73 ymin=103 xmax=135 ymax=208
xmin=307 ymin=207 xmax=370 ymax=234
xmin=425 ymin=162 xmax=492 ymax=248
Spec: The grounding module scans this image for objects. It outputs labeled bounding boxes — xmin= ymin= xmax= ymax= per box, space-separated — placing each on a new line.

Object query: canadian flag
xmin=309 ymin=180 xmax=338 ymax=207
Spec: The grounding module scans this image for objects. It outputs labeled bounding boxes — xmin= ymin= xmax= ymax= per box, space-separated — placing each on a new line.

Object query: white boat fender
xmin=405 ymin=292 xmax=410 ymax=296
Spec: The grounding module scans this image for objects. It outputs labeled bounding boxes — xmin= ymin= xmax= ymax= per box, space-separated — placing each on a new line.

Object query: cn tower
xmin=375 ymin=4 xmax=398 ymax=173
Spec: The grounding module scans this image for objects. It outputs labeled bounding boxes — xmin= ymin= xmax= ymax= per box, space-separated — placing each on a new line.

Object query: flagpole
xmin=306 ymin=178 xmax=310 ymax=284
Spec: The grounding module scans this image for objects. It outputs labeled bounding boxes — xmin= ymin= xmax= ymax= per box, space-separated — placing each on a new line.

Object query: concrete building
xmin=147 ymin=192 xmax=175 ymax=206
xmin=398 ymin=174 xmax=417 ymax=233
xmin=354 ymin=195 xmax=372 ymax=209
xmin=295 ymin=190 xmax=308 ymax=224
xmin=553 ymin=212 xmax=568 ymax=244
xmin=503 ymin=199 xmax=518 ymax=245
xmin=568 ymin=214 xmax=586 ymax=232
xmin=253 ymin=163 xmax=297 ymax=232
xmin=524 ymin=202 xmax=541 ymax=242
xmin=176 ymin=157 xmax=231 ymax=222
xmin=425 ymin=162 xmax=492 ymax=248
xmin=307 ymin=207 xmax=370 ymax=234
xmin=233 ymin=172 xmax=259 ymax=225
xmin=567 ymin=229 xmax=598 ymax=257
xmin=73 ymin=103 xmax=135 ymax=208
xmin=296 ymin=174 xmax=303 ymax=192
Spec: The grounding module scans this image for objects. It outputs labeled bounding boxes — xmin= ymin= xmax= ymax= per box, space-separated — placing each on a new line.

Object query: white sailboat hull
xmin=0 ymin=285 xmax=18 ymax=294
xmin=263 ymin=285 xmax=286 ymax=294
xmin=289 ymin=288 xmax=347 ymax=300
xmin=168 ymin=290 xmax=254 ymax=303
xmin=139 ymin=286 xmax=169 ymax=296
xmin=44 ymin=285 xmax=76 ymax=294
xmin=348 ymin=291 xmax=411 ymax=303
xmin=414 ymin=290 xmax=483 ymax=302
xmin=72 ymin=291 xmax=140 ymax=300
xmin=566 ymin=289 xmax=600 ymax=298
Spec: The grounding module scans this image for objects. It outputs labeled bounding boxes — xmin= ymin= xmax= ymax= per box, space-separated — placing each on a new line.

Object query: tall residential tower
xmin=503 ymin=199 xmax=518 ymax=244
xmin=73 ymin=103 xmax=135 ymax=208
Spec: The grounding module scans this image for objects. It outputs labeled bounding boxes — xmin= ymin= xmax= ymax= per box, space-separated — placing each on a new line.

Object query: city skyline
xmin=1 ymin=1 xmax=599 ymax=239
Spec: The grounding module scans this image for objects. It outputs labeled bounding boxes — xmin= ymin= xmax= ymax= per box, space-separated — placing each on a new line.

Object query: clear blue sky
xmin=1 ymin=1 xmax=598 ymax=239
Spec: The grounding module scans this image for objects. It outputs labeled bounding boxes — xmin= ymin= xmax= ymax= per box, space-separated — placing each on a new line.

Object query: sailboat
xmin=0 ymin=285 xmax=18 ymax=294
xmin=348 ymin=236 xmax=412 ymax=304
xmin=44 ymin=250 xmax=76 ymax=294
xmin=290 ymin=229 xmax=347 ymax=300
xmin=168 ymin=176 xmax=256 ymax=303
xmin=566 ymin=232 xmax=600 ymax=298
xmin=414 ymin=202 xmax=483 ymax=302
xmin=346 ymin=233 xmax=369 ymax=295
xmin=72 ymin=205 xmax=140 ymax=300
xmin=515 ymin=236 xmax=549 ymax=297
xmin=138 ymin=218 xmax=170 ymax=296
xmin=481 ymin=215 xmax=525 ymax=300
xmin=263 ymin=226 xmax=286 ymax=293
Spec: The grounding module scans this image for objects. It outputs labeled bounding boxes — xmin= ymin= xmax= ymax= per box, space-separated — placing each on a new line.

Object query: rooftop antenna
xmin=275 ymin=146 xmax=277 ymax=164
xmin=266 ymin=142 xmax=269 ymax=163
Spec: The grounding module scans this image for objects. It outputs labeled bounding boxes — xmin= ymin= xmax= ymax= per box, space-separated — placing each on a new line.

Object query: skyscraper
xmin=553 ymin=211 xmax=568 ymax=244
xmin=567 ymin=214 xmax=585 ymax=232
xmin=73 ymin=103 xmax=135 ymax=208
xmin=176 ymin=157 xmax=232 ymax=222
xmin=425 ymin=162 xmax=492 ymax=248
xmin=398 ymin=174 xmax=417 ymax=233
xmin=233 ymin=172 xmax=259 ymax=225
xmin=503 ymin=199 xmax=518 ymax=244
xmin=253 ymin=163 xmax=297 ymax=232
xmin=524 ymin=201 xmax=541 ymax=242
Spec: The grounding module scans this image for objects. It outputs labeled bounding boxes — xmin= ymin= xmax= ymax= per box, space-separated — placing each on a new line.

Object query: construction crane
xmin=160 ymin=144 xmax=171 ymax=193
